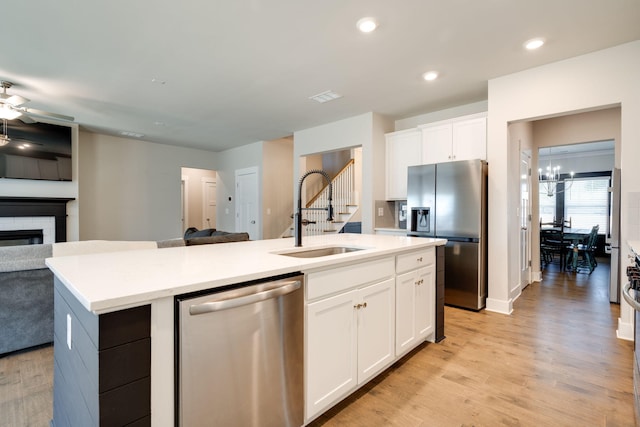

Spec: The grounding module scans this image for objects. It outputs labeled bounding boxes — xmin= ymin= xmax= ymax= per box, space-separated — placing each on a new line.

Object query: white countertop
xmin=46 ymin=233 xmax=445 ymax=314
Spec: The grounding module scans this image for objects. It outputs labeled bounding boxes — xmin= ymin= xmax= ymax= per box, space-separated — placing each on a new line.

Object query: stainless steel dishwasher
xmin=176 ymin=273 xmax=304 ymax=427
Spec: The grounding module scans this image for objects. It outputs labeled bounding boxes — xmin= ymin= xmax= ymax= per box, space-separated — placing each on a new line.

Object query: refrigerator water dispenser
xmin=410 ymin=207 xmax=430 ymax=233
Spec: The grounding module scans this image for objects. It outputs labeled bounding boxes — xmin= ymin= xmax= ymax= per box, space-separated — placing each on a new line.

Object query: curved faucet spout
xmin=295 ymin=169 xmax=334 ymax=247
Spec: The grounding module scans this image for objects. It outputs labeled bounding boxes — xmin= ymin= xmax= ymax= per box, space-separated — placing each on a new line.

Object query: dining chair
xmin=566 ymin=225 xmax=599 ymax=274
xmin=540 ymin=227 xmax=567 ymax=269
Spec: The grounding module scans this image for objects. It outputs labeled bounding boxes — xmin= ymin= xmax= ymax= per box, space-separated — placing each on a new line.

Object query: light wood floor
xmin=0 ymin=258 xmax=635 ymax=426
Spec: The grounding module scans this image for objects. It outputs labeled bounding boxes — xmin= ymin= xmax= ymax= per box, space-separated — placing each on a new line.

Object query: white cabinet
xmin=385 ymin=129 xmax=421 ymax=200
xmin=395 ymin=249 xmax=435 ymax=357
xmin=421 ymin=113 xmax=487 ymax=164
xmin=305 ymin=258 xmax=395 ymax=420
xmin=357 ymin=278 xmax=395 ymax=383
xmin=306 ymin=289 xmax=358 ymax=419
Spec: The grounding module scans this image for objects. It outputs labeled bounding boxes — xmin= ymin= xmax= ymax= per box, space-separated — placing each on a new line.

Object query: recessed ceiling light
xmin=356 ymin=17 xmax=378 ymax=33
xmin=309 ymin=90 xmax=343 ymax=103
xmin=422 ymin=71 xmax=439 ymax=81
xmin=524 ymin=38 xmax=545 ymax=50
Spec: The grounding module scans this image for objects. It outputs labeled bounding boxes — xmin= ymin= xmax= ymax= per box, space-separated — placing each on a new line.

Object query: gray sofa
xmin=0 ymin=231 xmax=250 ymax=356
xmin=0 ymin=244 xmax=54 ymax=355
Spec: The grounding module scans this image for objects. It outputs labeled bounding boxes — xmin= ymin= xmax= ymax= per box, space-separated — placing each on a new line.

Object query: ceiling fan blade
xmin=0 ymin=93 xmax=29 ymax=106
xmin=18 ymin=114 xmax=37 ymax=124
xmin=23 ymin=107 xmax=74 ymax=122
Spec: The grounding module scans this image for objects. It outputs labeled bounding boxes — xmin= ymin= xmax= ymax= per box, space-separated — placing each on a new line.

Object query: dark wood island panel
xmin=52 ymin=278 xmax=151 ymax=426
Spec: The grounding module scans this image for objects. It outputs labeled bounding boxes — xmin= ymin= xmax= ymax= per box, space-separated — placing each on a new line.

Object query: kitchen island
xmin=46 ymin=233 xmax=446 ymax=426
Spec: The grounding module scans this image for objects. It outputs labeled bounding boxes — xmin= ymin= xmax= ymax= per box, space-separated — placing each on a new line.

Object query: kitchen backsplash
xmin=374 ymin=200 xmax=407 ymax=230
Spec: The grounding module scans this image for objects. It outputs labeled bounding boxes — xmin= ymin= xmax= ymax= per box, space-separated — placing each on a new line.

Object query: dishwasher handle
xmin=189 ymin=279 xmax=302 ymax=315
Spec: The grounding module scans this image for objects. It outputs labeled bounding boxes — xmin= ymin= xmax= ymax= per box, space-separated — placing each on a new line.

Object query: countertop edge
xmin=46 ymin=235 xmax=447 ymax=314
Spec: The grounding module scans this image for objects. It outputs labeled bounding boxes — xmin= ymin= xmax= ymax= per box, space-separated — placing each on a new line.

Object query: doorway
xmin=181 ymin=167 xmax=218 ymax=234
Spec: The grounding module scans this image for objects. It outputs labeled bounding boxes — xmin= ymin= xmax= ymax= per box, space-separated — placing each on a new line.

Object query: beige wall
xmin=262 ymin=138 xmax=293 ymax=239
xmin=78 ymin=131 xmax=218 ymax=241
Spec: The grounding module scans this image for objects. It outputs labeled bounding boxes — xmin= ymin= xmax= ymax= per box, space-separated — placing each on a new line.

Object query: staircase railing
xmin=304 ymin=159 xmax=355 ymax=236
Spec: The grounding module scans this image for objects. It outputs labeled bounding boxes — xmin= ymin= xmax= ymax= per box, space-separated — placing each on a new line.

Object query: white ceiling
xmin=1 ymin=1 xmax=639 ymax=152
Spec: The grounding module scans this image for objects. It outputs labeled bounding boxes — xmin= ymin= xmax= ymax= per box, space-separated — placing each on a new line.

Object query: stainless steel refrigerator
xmin=407 ymin=159 xmax=488 ymax=310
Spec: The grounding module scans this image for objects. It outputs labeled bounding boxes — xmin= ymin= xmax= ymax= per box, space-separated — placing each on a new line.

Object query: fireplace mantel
xmin=0 ymin=197 xmax=75 ymax=243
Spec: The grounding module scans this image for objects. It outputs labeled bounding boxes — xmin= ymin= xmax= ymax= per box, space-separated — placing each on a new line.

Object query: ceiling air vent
xmin=309 ymin=90 xmax=342 ymax=103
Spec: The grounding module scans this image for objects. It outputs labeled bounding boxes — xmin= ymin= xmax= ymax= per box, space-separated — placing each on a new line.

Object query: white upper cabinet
xmin=385 ymin=129 xmax=421 ymax=200
xmin=421 ymin=113 xmax=487 ymax=164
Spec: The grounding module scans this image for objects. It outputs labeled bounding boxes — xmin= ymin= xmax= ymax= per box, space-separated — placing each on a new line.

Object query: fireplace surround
xmin=0 ymin=197 xmax=74 ymax=243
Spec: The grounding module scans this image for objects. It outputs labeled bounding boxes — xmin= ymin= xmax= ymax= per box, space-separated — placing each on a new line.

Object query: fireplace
xmin=0 ymin=229 xmax=44 ymax=247
xmin=0 ymin=197 xmax=74 ymax=244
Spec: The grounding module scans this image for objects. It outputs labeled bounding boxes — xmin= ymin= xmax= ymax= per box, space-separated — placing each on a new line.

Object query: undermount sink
xmin=277 ymin=246 xmax=365 ymax=258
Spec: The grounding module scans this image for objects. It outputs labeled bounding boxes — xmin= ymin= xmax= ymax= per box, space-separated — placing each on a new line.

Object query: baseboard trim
xmin=617 ymin=317 xmax=634 ymax=341
xmin=485 ymin=297 xmax=513 ymax=315
xmin=532 ymin=270 xmax=542 ymax=282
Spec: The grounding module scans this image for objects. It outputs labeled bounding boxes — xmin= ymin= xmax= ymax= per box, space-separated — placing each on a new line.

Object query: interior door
xmin=202 ymin=178 xmax=217 ymax=230
xmin=235 ymin=167 xmax=260 ymax=240
xmin=520 ymin=151 xmax=532 ymax=288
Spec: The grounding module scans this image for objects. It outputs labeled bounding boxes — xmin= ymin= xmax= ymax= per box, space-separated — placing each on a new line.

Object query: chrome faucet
xmin=295 ymin=169 xmax=334 ymax=247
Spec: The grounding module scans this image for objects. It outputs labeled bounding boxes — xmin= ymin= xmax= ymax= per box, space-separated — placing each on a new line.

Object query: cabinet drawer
xmin=307 ymin=257 xmax=394 ymax=301
xmin=396 ymin=248 xmax=435 ymax=273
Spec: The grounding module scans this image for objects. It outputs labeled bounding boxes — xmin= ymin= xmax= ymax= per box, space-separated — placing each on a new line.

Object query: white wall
xmin=78 ymin=131 xmax=218 ymax=241
xmin=487 ymin=40 xmax=640 ymax=340
xmin=214 ymin=141 xmax=263 ymax=234
xmin=0 ymin=122 xmax=80 ymax=241
xmin=294 ymin=112 xmax=391 ymax=234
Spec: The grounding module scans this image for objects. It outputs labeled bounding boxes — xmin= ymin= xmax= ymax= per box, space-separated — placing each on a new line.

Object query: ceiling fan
xmin=0 ymin=80 xmax=74 ymax=147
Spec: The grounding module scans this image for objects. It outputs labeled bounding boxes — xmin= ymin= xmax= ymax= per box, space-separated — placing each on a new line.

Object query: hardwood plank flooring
xmin=0 ymin=258 xmax=635 ymax=426
xmin=311 ymin=258 xmax=636 ymax=427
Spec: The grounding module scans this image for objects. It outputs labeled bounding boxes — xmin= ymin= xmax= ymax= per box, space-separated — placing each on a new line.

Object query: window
xmin=564 ymin=177 xmax=609 ymax=232
xmin=539 ymin=172 xmax=610 ymax=233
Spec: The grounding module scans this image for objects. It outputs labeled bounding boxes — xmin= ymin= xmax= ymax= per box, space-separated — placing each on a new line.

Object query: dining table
xmin=540 ymin=226 xmax=592 ymax=271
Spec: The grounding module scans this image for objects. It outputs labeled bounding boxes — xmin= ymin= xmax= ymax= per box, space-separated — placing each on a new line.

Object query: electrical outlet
xmin=66 ymin=314 xmax=72 ymax=350
xmin=378 ymin=207 xmax=384 ymax=217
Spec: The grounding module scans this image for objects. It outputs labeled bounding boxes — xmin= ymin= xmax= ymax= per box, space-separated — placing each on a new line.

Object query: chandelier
xmin=538 ymin=163 xmax=574 ymax=197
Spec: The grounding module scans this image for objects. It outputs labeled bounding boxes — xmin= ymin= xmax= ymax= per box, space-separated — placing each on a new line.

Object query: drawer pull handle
xmin=354 ymin=302 xmax=368 ymax=309
xmin=415 ymin=279 xmax=424 ymax=285
xmin=417 ymin=257 xmax=423 ymax=262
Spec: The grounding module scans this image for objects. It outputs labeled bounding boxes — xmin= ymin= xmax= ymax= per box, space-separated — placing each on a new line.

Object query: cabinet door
xmin=306 ymin=289 xmax=358 ymax=419
xmin=385 ymin=130 xmax=422 ymax=200
xmin=452 ymin=116 xmax=486 ymax=161
xmin=422 ymin=123 xmax=453 ymax=164
xmin=395 ymin=270 xmax=418 ymax=355
xmin=357 ymin=278 xmax=395 ymax=384
xmin=415 ymin=265 xmax=435 ymax=341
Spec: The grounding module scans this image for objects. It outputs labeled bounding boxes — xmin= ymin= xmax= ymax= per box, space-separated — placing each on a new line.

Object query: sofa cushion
xmin=184 ymin=227 xmax=216 ymax=239
xmin=185 ymin=232 xmax=250 ymax=246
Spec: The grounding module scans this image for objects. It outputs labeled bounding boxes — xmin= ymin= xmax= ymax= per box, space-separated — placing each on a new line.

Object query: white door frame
xmin=181 ymin=175 xmax=189 ymax=233
xmin=520 ymin=150 xmax=532 ymax=287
